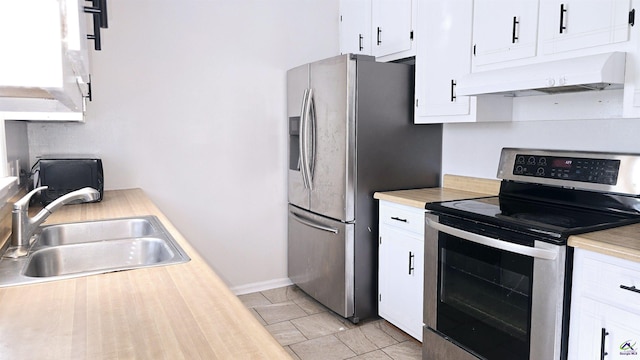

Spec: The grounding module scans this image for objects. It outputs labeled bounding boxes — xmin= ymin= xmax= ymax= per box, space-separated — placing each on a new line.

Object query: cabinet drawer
xmin=379 ymin=201 xmax=424 ymax=235
xmin=578 ymin=250 xmax=640 ymax=312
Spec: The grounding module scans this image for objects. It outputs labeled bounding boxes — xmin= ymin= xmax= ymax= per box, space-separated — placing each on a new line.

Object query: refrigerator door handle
xmin=299 ymin=88 xmax=310 ymax=189
xmin=291 ymin=212 xmax=339 ymax=234
xmin=302 ymin=88 xmax=315 ymax=190
xmin=307 ymin=88 xmax=317 ymax=188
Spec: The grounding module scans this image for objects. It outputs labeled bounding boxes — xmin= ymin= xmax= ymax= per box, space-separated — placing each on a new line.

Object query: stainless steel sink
xmin=37 ymin=217 xmax=156 ymax=246
xmin=0 ymin=216 xmax=190 ymax=287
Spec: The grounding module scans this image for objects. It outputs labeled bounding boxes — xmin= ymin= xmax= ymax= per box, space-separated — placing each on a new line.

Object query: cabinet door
xmin=539 ymin=0 xmax=631 ymax=55
xmin=378 ymin=225 xmax=423 ymax=341
xmin=601 ymin=302 xmax=640 ymax=360
xmin=569 ymin=298 xmax=640 ymax=360
xmin=65 ymin=0 xmax=91 ymax=83
xmin=339 ymin=0 xmax=372 ymax=55
xmin=0 ymin=0 xmax=63 ymax=88
xmin=0 ymin=0 xmax=88 ymax=120
xmin=472 ymin=0 xmax=539 ymax=67
xmin=371 ymin=0 xmax=412 ymax=57
xmin=415 ymin=0 xmax=472 ymax=119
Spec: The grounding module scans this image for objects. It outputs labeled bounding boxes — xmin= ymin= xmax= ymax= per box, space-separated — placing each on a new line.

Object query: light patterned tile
xmin=347 ymin=350 xmax=393 ymax=360
xmin=291 ymin=312 xmax=352 ymax=339
xmin=254 ymin=301 xmax=308 ymax=324
xmin=379 ymin=321 xmax=414 ymax=343
xmin=237 ymin=292 xmax=272 ymax=308
xmin=290 ymin=335 xmax=356 ymax=360
xmin=337 ymin=321 xmax=399 ymax=354
xmin=336 ymin=327 xmax=379 ymax=354
xmin=262 ymin=285 xmax=307 ymax=304
xmin=381 ymin=341 xmax=422 ymax=360
xmin=360 ymin=321 xmax=402 ymax=348
xmin=285 ymin=346 xmax=302 ymax=360
xmin=293 ymin=294 xmax=328 ymax=315
xmin=266 ymin=321 xmax=308 ymax=346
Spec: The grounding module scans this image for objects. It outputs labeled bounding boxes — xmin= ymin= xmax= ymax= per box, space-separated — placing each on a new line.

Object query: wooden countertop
xmin=568 ymin=224 xmax=640 ymax=263
xmin=373 ymin=175 xmax=500 ymax=209
xmin=0 ymin=189 xmax=290 ymax=359
xmin=374 ymin=187 xmax=493 ymax=208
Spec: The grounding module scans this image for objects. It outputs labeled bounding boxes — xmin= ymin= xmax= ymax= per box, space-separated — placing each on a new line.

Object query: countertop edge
xmin=373 ymin=175 xmax=500 ymax=209
xmin=568 ymin=233 xmax=640 ymax=263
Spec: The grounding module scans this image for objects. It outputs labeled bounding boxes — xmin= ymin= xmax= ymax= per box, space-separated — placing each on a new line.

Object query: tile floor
xmin=238 ymin=285 xmax=422 ymax=360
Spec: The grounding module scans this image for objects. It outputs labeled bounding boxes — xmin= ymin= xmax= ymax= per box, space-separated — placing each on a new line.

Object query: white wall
xmin=27 ymin=0 xmax=339 ymax=291
xmin=442 ymin=117 xmax=640 ymax=179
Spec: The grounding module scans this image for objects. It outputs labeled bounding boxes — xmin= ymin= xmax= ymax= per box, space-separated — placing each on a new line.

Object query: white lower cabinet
xmin=378 ymin=200 xmax=423 ymax=341
xmin=568 ymin=248 xmax=640 ymax=360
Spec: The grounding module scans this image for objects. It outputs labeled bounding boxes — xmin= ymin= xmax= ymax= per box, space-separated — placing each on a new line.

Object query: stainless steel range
xmin=423 ymin=148 xmax=640 ymax=360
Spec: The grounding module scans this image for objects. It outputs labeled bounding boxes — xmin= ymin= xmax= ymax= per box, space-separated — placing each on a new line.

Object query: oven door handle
xmin=426 ymin=218 xmax=558 ymax=260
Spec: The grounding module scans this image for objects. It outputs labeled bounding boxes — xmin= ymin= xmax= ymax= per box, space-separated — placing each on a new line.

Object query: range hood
xmin=457 ymin=52 xmax=626 ymax=97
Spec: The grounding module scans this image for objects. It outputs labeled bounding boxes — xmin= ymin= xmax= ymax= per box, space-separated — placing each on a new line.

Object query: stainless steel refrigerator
xmin=287 ymin=54 xmax=441 ymax=323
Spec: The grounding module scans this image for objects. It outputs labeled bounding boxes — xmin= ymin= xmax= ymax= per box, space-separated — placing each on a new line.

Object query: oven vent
xmin=457 ymin=52 xmax=626 ymax=97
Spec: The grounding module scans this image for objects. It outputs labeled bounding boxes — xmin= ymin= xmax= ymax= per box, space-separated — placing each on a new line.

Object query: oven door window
xmin=438 ymin=234 xmax=534 ymax=360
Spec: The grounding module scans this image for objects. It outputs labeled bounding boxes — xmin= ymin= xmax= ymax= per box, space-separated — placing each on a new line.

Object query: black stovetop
xmin=426 ymin=181 xmax=640 ymax=243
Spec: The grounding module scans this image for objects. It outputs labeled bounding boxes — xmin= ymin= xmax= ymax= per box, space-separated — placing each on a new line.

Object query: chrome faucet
xmin=5 ymin=186 xmax=100 ymax=258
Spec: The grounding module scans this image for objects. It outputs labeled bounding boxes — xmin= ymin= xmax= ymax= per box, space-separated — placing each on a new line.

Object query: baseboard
xmin=230 ymin=277 xmax=294 ymax=295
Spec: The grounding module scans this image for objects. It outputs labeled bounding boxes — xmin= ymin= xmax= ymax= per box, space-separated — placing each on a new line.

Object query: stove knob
xmin=539 ymin=157 xmax=547 ymax=166
xmin=517 ymin=156 xmax=525 ymax=164
xmin=515 ymin=165 xmax=524 ymax=174
xmin=537 ymin=167 xmax=545 ymax=176
xmin=528 ymin=156 xmax=536 ymax=165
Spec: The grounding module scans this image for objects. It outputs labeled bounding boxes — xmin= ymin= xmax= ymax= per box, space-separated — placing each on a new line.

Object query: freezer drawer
xmin=287 ymin=205 xmax=354 ymax=318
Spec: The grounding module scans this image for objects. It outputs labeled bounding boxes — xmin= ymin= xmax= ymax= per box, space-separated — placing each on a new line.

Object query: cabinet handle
xmin=377 ymin=27 xmax=382 ymax=45
xmin=630 ymin=9 xmax=636 ymax=26
xmin=98 ymin=0 xmax=108 ymax=28
xmin=559 ymin=4 xmax=567 ymax=34
xmin=84 ymin=8 xmax=102 ymax=50
xmin=87 ymin=75 xmax=93 ymax=102
xmin=408 ymin=251 xmax=415 ymax=275
xmin=512 ymin=16 xmax=519 ymax=43
xmin=84 ymin=0 xmax=108 ymax=50
xmin=620 ymin=284 xmax=640 ymax=294
xmin=391 ymin=216 xmax=407 ymax=223
xmin=600 ymin=328 xmax=609 ymax=359
xmin=358 ymin=34 xmax=364 ymax=51
xmin=450 ymin=80 xmax=457 ymax=102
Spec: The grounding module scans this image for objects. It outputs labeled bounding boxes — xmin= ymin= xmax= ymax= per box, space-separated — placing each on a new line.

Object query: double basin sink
xmin=0 ymin=216 xmax=190 ymax=287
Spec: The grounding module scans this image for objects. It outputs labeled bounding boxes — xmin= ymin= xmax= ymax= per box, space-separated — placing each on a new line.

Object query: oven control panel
xmin=513 ymin=154 xmax=620 ymax=185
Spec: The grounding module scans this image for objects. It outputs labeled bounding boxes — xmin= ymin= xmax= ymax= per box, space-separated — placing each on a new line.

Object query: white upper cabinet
xmin=0 ymin=0 xmax=98 ymax=121
xmin=416 ymin=0 xmax=472 ymax=119
xmin=415 ymin=0 xmax=512 ymax=123
xmin=339 ymin=0 xmax=415 ymax=61
xmin=339 ymin=0 xmax=372 ymax=55
xmin=472 ymin=0 xmax=540 ymax=68
xmin=472 ymin=0 xmax=635 ymax=70
xmin=371 ymin=0 xmax=413 ymax=58
xmin=539 ymin=0 xmax=632 ymax=55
